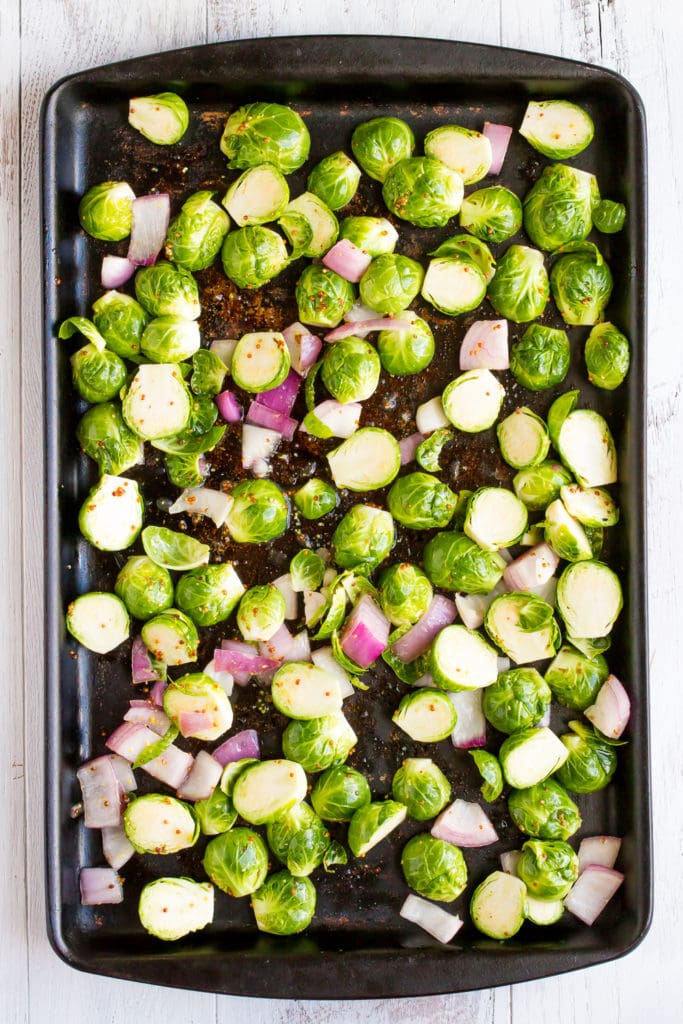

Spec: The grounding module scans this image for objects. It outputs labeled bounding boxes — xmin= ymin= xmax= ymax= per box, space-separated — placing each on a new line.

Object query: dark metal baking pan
xmin=42 ymin=35 xmax=650 ymax=998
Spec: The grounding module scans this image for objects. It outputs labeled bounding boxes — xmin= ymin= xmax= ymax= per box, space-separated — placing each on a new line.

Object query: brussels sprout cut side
xmin=223 ymin=164 xmax=290 ymax=226
xmin=544 ymin=499 xmax=593 ymax=562
xmin=164 ymin=673 xmax=233 ymax=741
xmin=78 ymin=475 xmax=143 ymax=552
xmin=497 ymin=408 xmax=550 ymax=469
xmin=463 ymin=487 xmax=528 ymax=550
xmin=122 ymin=364 xmax=192 ymax=440
xmin=141 ymin=609 xmax=199 ymax=666
xmin=430 ymin=624 xmax=499 ymax=692
xmin=232 ymin=759 xmax=308 ymax=825
xmin=470 ymin=871 xmax=527 ymax=939
xmin=328 ymin=428 xmax=401 ymax=492
xmin=128 ymin=92 xmax=189 ymax=145
xmin=271 ymin=662 xmax=343 ymax=720
xmin=348 ymin=800 xmax=407 ymax=857
xmin=424 ymin=125 xmax=492 ymax=184
xmin=556 ymin=409 xmax=618 ymax=487
xmin=393 ymin=689 xmax=458 ymax=743
xmin=285 ymin=192 xmax=339 ymax=257
xmin=499 ymin=728 xmax=568 ymax=789
xmin=66 ymin=592 xmax=130 ymax=654
xmin=442 ymin=370 xmax=505 ymax=433
xmin=556 ymin=560 xmax=623 ymax=639
xmin=138 ymin=878 xmax=214 ymax=942
xmin=485 ymin=592 xmax=560 ymax=665
xmin=520 ymin=100 xmax=594 ymax=159
xmin=124 ymin=794 xmax=199 ymax=854
xmin=422 ymin=256 xmax=487 ymax=316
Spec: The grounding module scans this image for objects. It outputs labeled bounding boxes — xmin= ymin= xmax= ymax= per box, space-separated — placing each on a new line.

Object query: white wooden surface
xmin=3 ymin=1 xmax=682 ymax=1021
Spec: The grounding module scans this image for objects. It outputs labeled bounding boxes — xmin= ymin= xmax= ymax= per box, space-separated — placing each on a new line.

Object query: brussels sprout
xmin=219 ymin=758 xmax=259 ymax=798
xmin=513 ymin=461 xmax=573 ymax=511
xmin=284 ymin=193 xmax=339 ymax=257
xmin=220 ymin=102 xmax=310 ymax=173
xmin=508 ymin=778 xmax=582 ymax=840
xmin=175 ymin=563 xmax=244 ymax=627
xmin=277 ymin=209 xmax=314 ymax=259
xmin=469 ymin=750 xmax=503 ymax=802
xmin=424 ymin=124 xmax=492 ymax=184
xmin=78 ymin=181 xmax=135 ymax=240
xmin=327 ymin=428 xmax=401 ymax=492
xmin=142 ymin=525 xmax=209 ymax=571
xmin=584 ymin=322 xmax=630 ymax=390
xmin=321 ymin=336 xmax=381 ymax=403
xmin=164 ymin=452 xmax=207 ymax=489
xmin=115 ymin=556 xmax=174 ymax=620
xmin=266 ymin=802 xmax=331 ymax=876
xmin=497 ymin=408 xmax=550 ymax=469
xmin=509 ymin=324 xmax=570 ymax=391
xmin=308 ymin=151 xmax=361 ymax=210
xmin=332 ymin=505 xmax=395 ymax=574
xmin=555 ymin=720 xmax=620 ymax=793
xmin=140 ymin=316 xmax=200 ymax=363
xmin=377 ymin=311 xmax=434 ymax=377
xmin=544 ymin=644 xmax=609 ymax=711
xmin=78 ymin=474 xmax=143 ymax=552
xmin=485 ymin=592 xmax=560 ymax=665
xmin=294 ymin=478 xmax=339 ymax=520
xmin=556 ymin=560 xmax=623 ymax=639
xmin=252 ymin=870 xmax=316 ymax=935
xmin=165 ymin=190 xmax=230 ymax=270
xmin=430 ymin=624 xmax=499 ymax=692
xmin=499 ymin=727 xmax=568 ymax=790
xmin=464 ymin=488 xmax=528 ymax=551
xmin=339 ymin=216 xmax=399 ymax=256
xmin=348 ymin=800 xmax=407 ymax=857
xmin=295 ymin=264 xmax=355 ymax=328
xmin=393 ymin=688 xmax=458 ymax=742
xmin=236 ymin=584 xmax=286 ymax=642
xmin=387 ymin=472 xmax=457 ymax=531
xmin=223 ymin=165 xmax=290 ymax=226
xmin=401 ymin=833 xmax=468 ymax=902
xmin=122 ymin=364 xmax=192 ymax=440
xmin=351 ymin=116 xmax=415 ymax=182
xmin=128 ymin=92 xmax=189 ymax=144
xmin=382 ymin=157 xmax=464 ymax=228
xmin=135 ymin=261 xmax=201 ymax=321
xmin=423 ymin=531 xmax=506 ymax=594
xmin=517 ymin=839 xmax=578 ymax=901
xmin=224 ymin=479 xmax=289 ymax=543
xmin=560 ymin=485 xmax=619 ymax=530
xmin=282 ymin=714 xmax=357 ymax=773
xmin=221 ymin=225 xmax=289 ymax=290
xmin=416 ymin=428 xmax=454 ymax=472
xmin=470 ymin=870 xmax=527 ymax=939
xmin=442 ymin=368 xmax=505 ymax=433
xmin=138 ymin=877 xmax=214 ymax=941
xmin=482 ymin=667 xmax=552 ymax=734
xmin=141 ymin=608 xmax=199 ymax=666
xmin=378 ymin=563 xmax=433 ymax=627
xmin=66 ymin=592 xmax=130 ymax=655
xmin=203 ymin=827 xmax=269 ymax=897
xmin=520 ymin=100 xmax=594 ymax=159
xmin=194 ymin=788 xmax=238 ymax=836
xmin=190 ymin=349 xmax=227 ymax=397
xmin=488 ymin=245 xmax=549 ymax=323
xmin=523 ymin=164 xmax=598 ymax=251
xmin=70 ymin=343 xmax=127 ymax=404
xmin=232 ymin=331 xmax=290 ymax=393
xmin=311 ymin=765 xmax=371 ymax=822
xmin=92 ymin=291 xmax=148 ymax=360
xmin=460 ymin=186 xmax=523 ymax=243
xmin=593 ymin=199 xmax=626 ymax=234
xmin=123 ymin=793 xmax=198 ymax=855
xmin=358 ymin=254 xmax=424 ymax=315
xmin=76 ymin=403 xmax=142 ymax=476
xmin=544 ymin=498 xmax=593 ymax=562
xmin=550 ymin=243 xmax=613 ymax=327
xmin=164 ymin=672 xmax=233 ymax=740
xmin=556 ymin=407 xmax=617 ymax=488
xmin=391 ymin=758 xmax=451 ymax=821
xmin=290 ymin=549 xmax=326 ymax=593
xmin=429 ymin=234 xmax=496 ymax=283
xmin=421 ymin=256 xmax=487 ymax=316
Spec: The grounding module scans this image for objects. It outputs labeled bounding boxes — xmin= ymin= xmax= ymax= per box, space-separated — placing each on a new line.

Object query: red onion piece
xmin=578 ymin=836 xmax=622 ymax=874
xmin=246 ymin=400 xmax=298 ymax=441
xmin=105 ymin=722 xmax=159 ymax=764
xmin=203 ymin=658 xmax=234 ymax=695
xmin=431 ymin=799 xmax=498 ymax=848
xmin=413 ymin=673 xmax=435 ymax=688
xmin=500 ymin=850 xmax=522 ymax=876
xmin=459 ymin=320 xmax=509 ymax=371
xmin=282 ymin=322 xmax=322 ymax=375
xmin=169 ymin=486 xmax=233 ymax=527
xmin=212 ymin=729 xmax=261 ymax=767
xmin=324 ymin=317 xmax=411 ymax=342
xmin=272 ymin=574 xmax=298 ymax=620
xmin=210 ymin=337 xmax=238 ymax=366
xmin=400 ymin=894 xmax=464 ymax=944
xmin=215 ymin=642 xmax=280 ymax=683
xmin=483 ymin=122 xmax=513 ymax=175
xmin=455 ymin=582 xmax=508 ymax=630
xmin=80 ymin=867 xmax=124 ymax=906
xmin=391 ymin=595 xmax=457 ymax=663
xmin=215 ymin=389 xmax=243 ymax=423
xmin=131 ymin=635 xmax=164 ymax=684
xmin=258 ymin=369 xmax=302 ymax=416
xmin=141 ymin=743 xmax=193 ymax=790
xmin=304 ymin=590 xmax=327 ymax=626
xmin=127 ymin=193 xmax=170 ymax=266
xmin=124 ymin=702 xmax=172 ymax=736
xmin=399 ymin=432 xmax=425 ymax=466
xmin=504 ymin=543 xmax=560 ymax=591
xmin=344 ymin=299 xmax=380 ymax=322
xmin=416 ymin=396 xmax=449 ymax=434
xmin=108 ymin=753 xmax=137 ymax=793
xmin=258 ymin=623 xmax=294 ymax=663
xmin=448 ymin=690 xmax=487 ymax=749
xmin=149 ymin=680 xmax=167 ymax=707
xmin=286 ymin=629 xmax=312 ymax=663
xmin=340 ymin=595 xmax=390 ymax=669
xmin=177 ymin=750 xmax=223 ymax=801
xmin=101 ymin=255 xmax=135 ymax=289
xmin=178 ymin=710 xmax=215 ymax=738
xmin=301 ymin=399 xmax=361 ymax=439
xmin=322 ymin=239 xmax=372 ymax=283
xmin=101 ymin=824 xmax=135 ymax=871
xmin=585 ymin=674 xmax=631 ymax=739
xmin=76 ymin=757 xmax=122 ymax=829
xmin=241 ymin=423 xmax=281 ymax=476
xmin=565 ymin=865 xmax=624 ymax=925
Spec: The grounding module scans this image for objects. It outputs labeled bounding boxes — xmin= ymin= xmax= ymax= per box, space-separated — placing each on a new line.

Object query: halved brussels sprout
xmin=138 ymin=877 xmax=214 ymax=942
xmin=497 ymin=408 xmax=550 ymax=469
xmin=321 ymin=336 xmax=381 ymax=403
xmin=520 ymin=100 xmax=594 ymax=159
xmin=556 ymin=560 xmax=623 ymax=639
xmin=470 ymin=871 xmax=527 ymax=940
xmin=555 ymin=720 xmax=620 ymax=793
xmin=282 ymin=713 xmax=357 ymax=773
xmin=296 ymin=264 xmax=355 ymax=328
xmin=513 ymin=461 xmax=573 ymax=511
xmin=225 ymin=479 xmax=289 ymax=543
xmin=232 ymin=331 xmax=290 ymax=392
xmin=141 ymin=608 xmax=199 ymax=666
xmin=128 ymin=92 xmax=189 ymax=145
xmin=523 ymin=164 xmax=598 ymax=251
xmin=308 ymin=151 xmax=361 ymax=210
xmin=509 ymin=324 xmax=570 ymax=392
xmin=332 ymin=504 xmax=395 ymax=574
xmin=142 ymin=525 xmax=209 ymax=571
xmin=485 ymin=592 xmax=560 ymax=665
xmin=203 ymin=827 xmax=269 ymax=897
xmin=424 ymin=125 xmax=492 ymax=184
xmin=442 ymin=369 xmax=505 ymax=432
xmin=135 ymin=261 xmax=200 ymax=320
xmin=92 ymin=291 xmax=148 ymax=360
xmin=488 ymin=245 xmax=549 ymax=323
xmin=76 ymin=403 xmax=143 ymax=476
xmin=221 ymin=226 xmax=289 ymax=289
xmin=423 ymin=531 xmax=506 ymax=593
xmin=141 ymin=316 xmax=201 ymax=363
xmin=401 ymin=833 xmax=468 ymax=902
xmin=544 ymin=498 xmax=593 ymax=562
xmin=175 ymin=563 xmax=244 ymax=627
xmin=223 ymin=164 xmax=290 ymax=226
xmin=293 ymin=478 xmax=339 ymax=520
xmin=327 ymin=428 xmax=401 ymax=492
xmin=556 ymin=408 xmax=617 ymax=488
xmin=464 ymin=487 xmax=528 ymax=550
xmin=378 ymin=563 xmax=433 ymax=626
xmin=517 ymin=839 xmax=578 ymax=901
xmin=383 ymin=157 xmax=464 ymax=228
xmin=593 ymin=199 xmax=626 ymax=234
xmin=237 ymin=584 xmax=286 ymax=642
xmin=311 ymin=765 xmax=371 ymax=822
xmin=430 ymin=624 xmax=499 ymax=692
xmin=551 ymin=243 xmax=613 ymax=327
xmin=482 ymin=667 xmax=552 ymax=734
xmin=387 ymin=471 xmax=457 ymax=531
xmin=347 ymin=800 xmax=407 ymax=857
xmin=560 ymin=485 xmax=619 ymax=528
xmin=391 ymin=758 xmax=451 ymax=821
xmin=339 ymin=216 xmax=399 ymax=257
xmin=284 ymin=192 xmax=339 ymax=257
xmin=544 ymin=644 xmax=609 ymax=711
xmin=429 ymin=234 xmax=496 ymax=283
xmin=78 ymin=181 xmax=135 ymax=241
xmin=252 ymin=870 xmax=316 ymax=935
xmin=124 ymin=794 xmax=198 ymax=854
xmin=232 ymin=759 xmax=308 ymax=825
xmin=165 ymin=190 xmax=230 ymax=271
xmin=266 ymin=801 xmax=331 ymax=876
xmin=220 ymin=102 xmax=310 ymax=173
xmin=272 ymin=662 xmax=343 ymax=719
xmin=421 ymin=256 xmax=487 ymax=316
xmin=277 ymin=208 xmax=313 ymax=259
xmin=460 ymin=186 xmax=523 ymax=243
xmin=377 ymin=311 xmax=434 ymax=376
xmin=584 ymin=322 xmax=630 ymax=390
xmin=393 ymin=688 xmax=457 ymax=742
xmin=508 ymin=778 xmax=582 ymax=840
xmin=70 ymin=344 xmax=127 ymax=404
xmin=351 ymin=116 xmax=415 ymax=182
xmin=359 ymin=254 xmax=424 ymax=316
xmin=123 ymin=364 xmax=192 ymax=440
xmin=499 ymin=727 xmax=568 ymax=790
xmin=78 ymin=475 xmax=143 ymax=552
xmin=66 ymin=592 xmax=130 ymax=654
xmin=115 ymin=556 xmax=174 ymax=620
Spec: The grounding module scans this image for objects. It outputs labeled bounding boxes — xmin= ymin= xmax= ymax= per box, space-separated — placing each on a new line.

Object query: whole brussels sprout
xmin=78 ymin=181 xmax=135 ymax=241
xmin=115 ymin=556 xmax=174 ymax=620
xmin=382 ymin=156 xmax=464 ymax=228
xmin=236 ymin=584 xmax=286 ymax=642
xmin=266 ymin=802 xmax=331 ymax=877
xmin=295 ymin=264 xmax=355 ymax=328
xmin=482 ymin=667 xmax=552 ymax=734
xmin=282 ymin=714 xmax=357 ymax=773
xmin=164 ymin=452 xmax=208 ymax=489
xmin=165 ymin=190 xmax=230 ymax=271
xmin=203 ymin=827 xmax=269 ymax=897
xmin=377 ymin=311 xmax=434 ymax=376
xmin=387 ymin=472 xmax=457 ymax=530
xmin=585 ymin=322 xmax=630 ymax=390
xmin=430 ymin=234 xmax=496 ymax=283
xmin=221 ymin=226 xmax=289 ymax=290
xmin=488 ymin=245 xmax=549 ymax=323
xmin=252 ymin=870 xmax=316 ymax=935
xmin=321 ymin=336 xmax=381 ymax=403
xmin=517 ymin=839 xmax=579 ymax=901
xmin=194 ymin=788 xmax=238 ymax=836
xmin=293 ymin=478 xmax=339 ymax=520
xmin=401 ymin=833 xmax=467 ymax=902
xmin=391 ymin=758 xmax=451 ymax=821
xmin=555 ymin=721 xmax=619 ymax=793
xmin=128 ymin=92 xmax=189 ymax=144
xmin=513 ymin=461 xmax=573 ymax=511
xmin=378 ymin=563 xmax=433 ymax=627
xmin=135 ymin=261 xmax=201 ymax=320
xmin=220 ymin=102 xmax=310 ymax=173
xmin=544 ymin=644 xmax=609 ymax=711
xmin=311 ymin=765 xmax=371 ymax=822
xmin=175 ymin=563 xmax=245 ymax=627
xmin=92 ymin=291 xmax=148 ymax=361
xmin=339 ymin=216 xmax=398 ymax=257
xmin=423 ymin=530 xmax=506 ymax=593
xmin=460 ymin=186 xmax=523 ymax=243
xmin=226 ymin=479 xmax=289 ymax=543
xmin=593 ymin=199 xmax=626 ymax=234
xmin=290 ymin=549 xmax=326 ymax=592
xmin=308 ymin=151 xmax=361 ymax=210
xmin=141 ymin=316 xmax=201 ymax=363
xmin=70 ymin=344 xmax=127 ymax=404
xmin=509 ymin=324 xmax=570 ymax=391
xmin=358 ymin=254 xmax=424 ymax=315
xmin=508 ymin=779 xmax=582 ymax=840
xmin=523 ymin=164 xmax=599 ymax=251
xmin=550 ymin=243 xmax=613 ymax=326
xmin=332 ymin=505 xmax=395 ymax=574
xmin=351 ymin=116 xmax=415 ymax=182
xmin=76 ymin=403 xmax=142 ymax=476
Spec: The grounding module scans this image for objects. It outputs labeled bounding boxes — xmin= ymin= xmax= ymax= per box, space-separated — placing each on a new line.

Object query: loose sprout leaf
xmin=323 ymin=840 xmax=348 ymax=872
xmin=133 ymin=723 xmax=179 ymax=768
xmin=416 ymin=428 xmax=455 ymax=472
xmin=469 ymin=750 xmax=504 ymax=802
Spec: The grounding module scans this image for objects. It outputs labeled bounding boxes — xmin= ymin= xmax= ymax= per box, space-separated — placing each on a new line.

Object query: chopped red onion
xmin=504 ymin=543 xmax=560 ymax=591
xmin=169 ymin=486 xmax=233 ymax=527
xmin=177 ymin=750 xmax=223 ymax=801
xmin=500 ymin=850 xmax=521 ymax=876
xmin=215 ymin=389 xmax=243 ymax=423
xmin=340 ymin=595 xmax=390 ymax=669
xmin=459 ymin=320 xmax=509 ymax=371
xmin=324 ymin=317 xmax=411 ymax=342
xmin=300 ymin=399 xmax=361 ymax=439
xmin=455 ymin=582 xmax=508 ymax=630
xmin=215 ymin=642 xmax=280 ymax=683
xmin=76 ymin=757 xmax=122 ymax=829
xmin=107 ymin=754 xmax=137 ymax=793
xmin=483 ymin=121 xmax=513 ymax=174
xmin=344 ymin=299 xmax=380 ymax=323
xmin=124 ymin=702 xmax=172 ymax=736
xmin=431 ymin=799 xmax=498 ymax=848
xmin=101 ymin=824 xmax=135 ymax=871
xmin=241 ymin=423 xmax=281 ymax=476
xmin=322 ymin=239 xmax=372 ymax=283
xmin=101 ymin=255 xmax=135 ymax=289
xmin=178 ymin=710 xmax=215 ymax=738
xmin=399 ymin=432 xmax=425 ymax=465
xmin=497 ymin=656 xmax=511 ymax=674
xmin=210 ymin=338 xmax=238 ymax=366
xmin=127 ymin=193 xmax=170 ymax=266
xmin=304 ymin=589 xmax=327 ymax=626
xmin=141 ymin=743 xmax=193 ymax=790
xmin=105 ymin=722 xmax=159 ymax=764
xmin=80 ymin=867 xmax=124 ymax=906
xmin=149 ymin=680 xmax=167 ymax=707
xmin=578 ymin=836 xmax=622 ymax=874
xmin=131 ymin=635 xmax=164 ymax=684
xmin=246 ymin=400 xmax=298 ymax=441
xmin=212 ymin=729 xmax=260 ymax=767
xmin=272 ymin=574 xmax=298 ymax=620
xmin=585 ymin=675 xmax=630 ymax=739
xmin=448 ymin=690 xmax=487 ymax=749
xmin=258 ymin=369 xmax=302 ymax=416
xmin=311 ymin=646 xmax=355 ymax=698
xmin=258 ymin=623 xmax=294 ymax=662
xmin=203 ymin=658 xmax=234 ymax=695
xmin=565 ymin=865 xmax=624 ymax=926
xmin=286 ymin=629 xmax=312 ymax=663
xmin=416 ymin=396 xmax=450 ymax=434
xmin=413 ymin=673 xmax=435 ymax=688
xmin=391 ymin=595 xmax=457 ymax=663
xmin=282 ymin=322 xmax=322 ymax=375
xmin=400 ymin=894 xmax=464 ymax=944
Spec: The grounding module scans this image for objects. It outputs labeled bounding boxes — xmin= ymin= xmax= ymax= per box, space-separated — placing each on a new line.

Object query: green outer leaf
xmin=133 ymin=723 xmax=179 ymax=768
xmin=416 ymin=428 xmax=454 ymax=472
xmin=59 ymin=316 xmax=107 ymax=351
xmin=331 ymin=632 xmax=368 ymax=686
xmin=323 ymin=839 xmax=348 ymax=872
xmin=469 ymin=750 xmax=503 ymax=802
xmin=305 ymin=359 xmax=324 ymax=412
xmin=152 ymin=424 xmax=225 ymax=455
xmin=547 ymin=390 xmax=579 ymax=450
